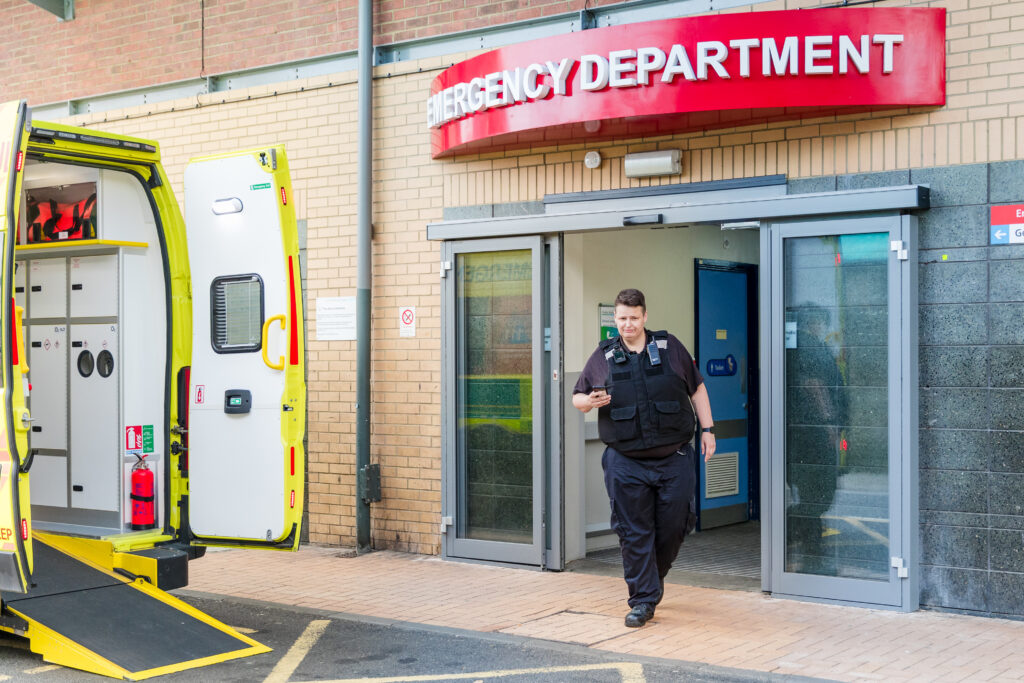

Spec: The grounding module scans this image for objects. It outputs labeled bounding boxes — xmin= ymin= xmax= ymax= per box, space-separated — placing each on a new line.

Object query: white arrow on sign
xmin=995 ymin=229 xmax=1008 ymax=240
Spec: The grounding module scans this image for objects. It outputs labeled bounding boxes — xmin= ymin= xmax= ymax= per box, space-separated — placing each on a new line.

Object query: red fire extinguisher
xmin=131 ymin=454 xmax=156 ymax=530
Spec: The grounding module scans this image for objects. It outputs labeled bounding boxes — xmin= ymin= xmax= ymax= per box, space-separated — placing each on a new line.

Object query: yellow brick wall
xmin=52 ymin=0 xmax=1021 ymax=554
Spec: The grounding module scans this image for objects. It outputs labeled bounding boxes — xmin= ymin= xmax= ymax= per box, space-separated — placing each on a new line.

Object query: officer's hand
xmin=701 ymin=432 xmax=716 ymax=462
xmin=589 ymin=389 xmax=612 ymax=410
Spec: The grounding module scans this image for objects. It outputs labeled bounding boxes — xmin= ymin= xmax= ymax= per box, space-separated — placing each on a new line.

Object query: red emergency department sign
xmin=428 ymin=7 xmax=946 ymax=157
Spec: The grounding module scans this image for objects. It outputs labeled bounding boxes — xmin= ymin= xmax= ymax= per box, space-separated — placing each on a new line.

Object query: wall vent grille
xmin=705 ymin=451 xmax=739 ymax=498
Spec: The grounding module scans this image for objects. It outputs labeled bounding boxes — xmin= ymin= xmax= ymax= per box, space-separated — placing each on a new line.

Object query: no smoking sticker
xmin=399 ymin=306 xmax=416 ymax=338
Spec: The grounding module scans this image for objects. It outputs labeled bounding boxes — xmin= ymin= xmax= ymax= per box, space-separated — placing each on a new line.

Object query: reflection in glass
xmin=456 ymin=250 xmax=532 ymax=543
xmin=784 ymin=233 xmax=889 ymax=580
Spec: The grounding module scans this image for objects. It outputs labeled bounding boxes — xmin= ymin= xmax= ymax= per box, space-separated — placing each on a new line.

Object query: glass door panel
xmin=457 ymin=249 xmax=534 ymax=543
xmin=444 ymin=237 xmax=544 ymax=565
xmin=770 ymin=215 xmax=913 ymax=609
xmin=784 ymin=232 xmax=890 ymax=580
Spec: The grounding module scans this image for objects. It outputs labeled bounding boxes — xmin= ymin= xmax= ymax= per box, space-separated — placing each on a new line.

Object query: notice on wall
xmin=316 ymin=296 xmax=357 ymax=341
xmin=600 ymin=303 xmax=618 ymax=341
xmin=399 ymin=306 xmax=416 ymax=338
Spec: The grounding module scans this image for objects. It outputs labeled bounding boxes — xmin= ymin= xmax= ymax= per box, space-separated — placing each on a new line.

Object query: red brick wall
xmin=2 ymin=0 xmax=620 ymax=106
xmin=375 ymin=0 xmax=621 ymax=45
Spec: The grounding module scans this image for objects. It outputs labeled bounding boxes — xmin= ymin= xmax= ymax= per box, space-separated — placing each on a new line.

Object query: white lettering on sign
xmin=427 ymin=33 xmax=906 ymax=128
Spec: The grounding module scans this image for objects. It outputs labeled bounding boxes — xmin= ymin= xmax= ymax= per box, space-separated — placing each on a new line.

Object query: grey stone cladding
xmin=790 ymin=162 xmax=1024 ymax=617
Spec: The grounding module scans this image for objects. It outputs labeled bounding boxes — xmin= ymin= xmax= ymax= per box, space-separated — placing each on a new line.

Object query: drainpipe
xmin=356 ymin=0 xmax=372 ymax=554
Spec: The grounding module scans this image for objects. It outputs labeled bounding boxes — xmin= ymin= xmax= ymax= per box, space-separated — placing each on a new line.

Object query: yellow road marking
xmin=263 ymin=619 xmax=330 ymax=683
xmin=231 ymin=625 xmax=258 ymax=634
xmin=0 ymin=674 xmax=10 ymax=681
xmin=25 ymin=665 xmax=62 ymax=674
xmin=295 ymin=662 xmax=646 ymax=682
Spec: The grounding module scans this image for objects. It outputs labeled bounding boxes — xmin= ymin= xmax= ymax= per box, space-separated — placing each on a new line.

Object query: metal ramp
xmin=0 ymin=535 xmax=269 ymax=679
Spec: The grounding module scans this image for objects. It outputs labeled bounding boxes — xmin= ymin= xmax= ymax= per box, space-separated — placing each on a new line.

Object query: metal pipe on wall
xmin=356 ymin=0 xmax=372 ymax=554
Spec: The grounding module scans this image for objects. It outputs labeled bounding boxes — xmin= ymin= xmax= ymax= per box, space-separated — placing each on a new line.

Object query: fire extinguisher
xmin=131 ymin=454 xmax=156 ymax=531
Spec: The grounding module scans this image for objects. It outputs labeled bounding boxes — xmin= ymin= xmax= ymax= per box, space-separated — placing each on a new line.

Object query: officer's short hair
xmin=615 ymin=288 xmax=646 ymax=312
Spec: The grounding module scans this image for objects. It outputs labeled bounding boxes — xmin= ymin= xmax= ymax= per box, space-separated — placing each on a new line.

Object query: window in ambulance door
xmin=211 ymin=274 xmax=264 ymax=353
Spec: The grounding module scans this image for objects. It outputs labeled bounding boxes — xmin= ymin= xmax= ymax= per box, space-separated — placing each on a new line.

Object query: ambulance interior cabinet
xmin=22 ymin=252 xmax=122 ymax=530
xmin=69 ymin=323 xmax=119 ymax=512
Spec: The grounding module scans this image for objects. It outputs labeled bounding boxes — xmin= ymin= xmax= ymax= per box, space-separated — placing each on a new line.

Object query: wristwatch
xmin=701 ymin=426 xmax=715 ymax=434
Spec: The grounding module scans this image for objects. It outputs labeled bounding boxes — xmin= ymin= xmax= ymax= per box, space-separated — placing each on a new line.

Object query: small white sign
xmin=316 ymin=296 xmax=357 ymax=341
xmin=399 ymin=306 xmax=416 ymax=338
xmin=785 ymin=321 xmax=798 ymax=349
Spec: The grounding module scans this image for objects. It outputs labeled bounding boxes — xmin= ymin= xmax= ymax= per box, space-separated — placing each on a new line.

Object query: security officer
xmin=573 ymin=288 xmax=716 ymax=628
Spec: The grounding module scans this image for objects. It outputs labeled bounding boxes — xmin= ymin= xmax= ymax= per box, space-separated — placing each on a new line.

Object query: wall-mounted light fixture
xmin=623 ymin=150 xmax=682 ymax=178
xmin=584 ymin=151 xmax=602 ymax=169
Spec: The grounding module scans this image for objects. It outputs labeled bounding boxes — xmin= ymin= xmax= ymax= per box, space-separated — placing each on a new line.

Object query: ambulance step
xmin=2 ymin=539 xmax=268 ymax=679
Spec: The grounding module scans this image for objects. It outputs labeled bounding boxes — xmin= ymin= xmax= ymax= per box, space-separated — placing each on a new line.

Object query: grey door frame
xmin=762 ymin=212 xmax=919 ymax=611
xmin=545 ymin=235 xmax=564 ymax=570
xmin=441 ymin=235 xmax=557 ymax=567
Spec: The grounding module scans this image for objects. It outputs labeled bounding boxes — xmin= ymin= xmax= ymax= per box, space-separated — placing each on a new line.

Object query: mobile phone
xmin=592 ymin=384 xmax=607 ymax=393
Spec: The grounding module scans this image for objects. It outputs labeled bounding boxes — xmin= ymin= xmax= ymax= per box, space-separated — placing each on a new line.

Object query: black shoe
xmin=624 ymin=603 xmax=655 ymax=628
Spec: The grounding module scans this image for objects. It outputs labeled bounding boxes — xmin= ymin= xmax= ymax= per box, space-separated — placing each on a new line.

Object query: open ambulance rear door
xmin=0 ymin=100 xmax=32 ymax=593
xmin=184 ymin=146 xmax=305 ymax=550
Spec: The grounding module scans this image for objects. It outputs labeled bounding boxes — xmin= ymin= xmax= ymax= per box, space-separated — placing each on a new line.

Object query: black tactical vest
xmin=597 ymin=331 xmax=696 ymax=454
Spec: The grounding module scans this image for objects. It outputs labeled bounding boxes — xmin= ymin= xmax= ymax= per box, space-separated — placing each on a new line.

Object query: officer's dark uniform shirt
xmin=573 ymin=329 xmax=703 ymax=459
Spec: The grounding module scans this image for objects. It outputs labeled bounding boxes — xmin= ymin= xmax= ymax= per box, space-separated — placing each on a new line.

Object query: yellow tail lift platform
xmin=0 ymin=533 xmax=269 ymax=679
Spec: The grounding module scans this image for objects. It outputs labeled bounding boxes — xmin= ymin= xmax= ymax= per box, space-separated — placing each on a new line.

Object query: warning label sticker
xmin=126 ymin=425 xmax=155 ymax=453
xmin=194 ymin=384 xmax=206 ymax=404
xmin=126 ymin=425 xmax=142 ymax=451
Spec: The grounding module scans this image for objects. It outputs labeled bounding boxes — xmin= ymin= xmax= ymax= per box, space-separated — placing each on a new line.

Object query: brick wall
xmin=64 ymin=63 xmax=445 ymax=554
xmin=1 ymin=0 xmax=623 ymax=107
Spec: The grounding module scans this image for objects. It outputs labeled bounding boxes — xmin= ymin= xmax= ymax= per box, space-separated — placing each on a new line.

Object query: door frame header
xmin=427 ymin=184 xmax=929 ymax=241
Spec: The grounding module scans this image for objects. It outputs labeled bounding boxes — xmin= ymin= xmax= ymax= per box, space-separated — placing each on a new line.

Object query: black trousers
xmin=602 ymin=444 xmax=697 ymax=607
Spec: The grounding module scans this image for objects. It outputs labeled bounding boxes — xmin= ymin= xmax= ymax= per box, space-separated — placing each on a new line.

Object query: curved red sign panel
xmin=429 ymin=8 xmax=945 ymax=158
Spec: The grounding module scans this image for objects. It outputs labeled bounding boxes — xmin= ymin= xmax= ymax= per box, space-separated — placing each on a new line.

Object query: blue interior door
xmin=697 ymin=265 xmax=752 ymax=529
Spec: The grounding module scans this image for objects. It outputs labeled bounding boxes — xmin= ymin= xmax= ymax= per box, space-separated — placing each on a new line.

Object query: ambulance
xmin=0 ymin=99 xmax=306 ymax=679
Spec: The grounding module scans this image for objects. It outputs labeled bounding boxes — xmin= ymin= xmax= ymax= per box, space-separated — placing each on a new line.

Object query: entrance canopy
xmin=426 ymin=182 xmax=929 ymax=240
